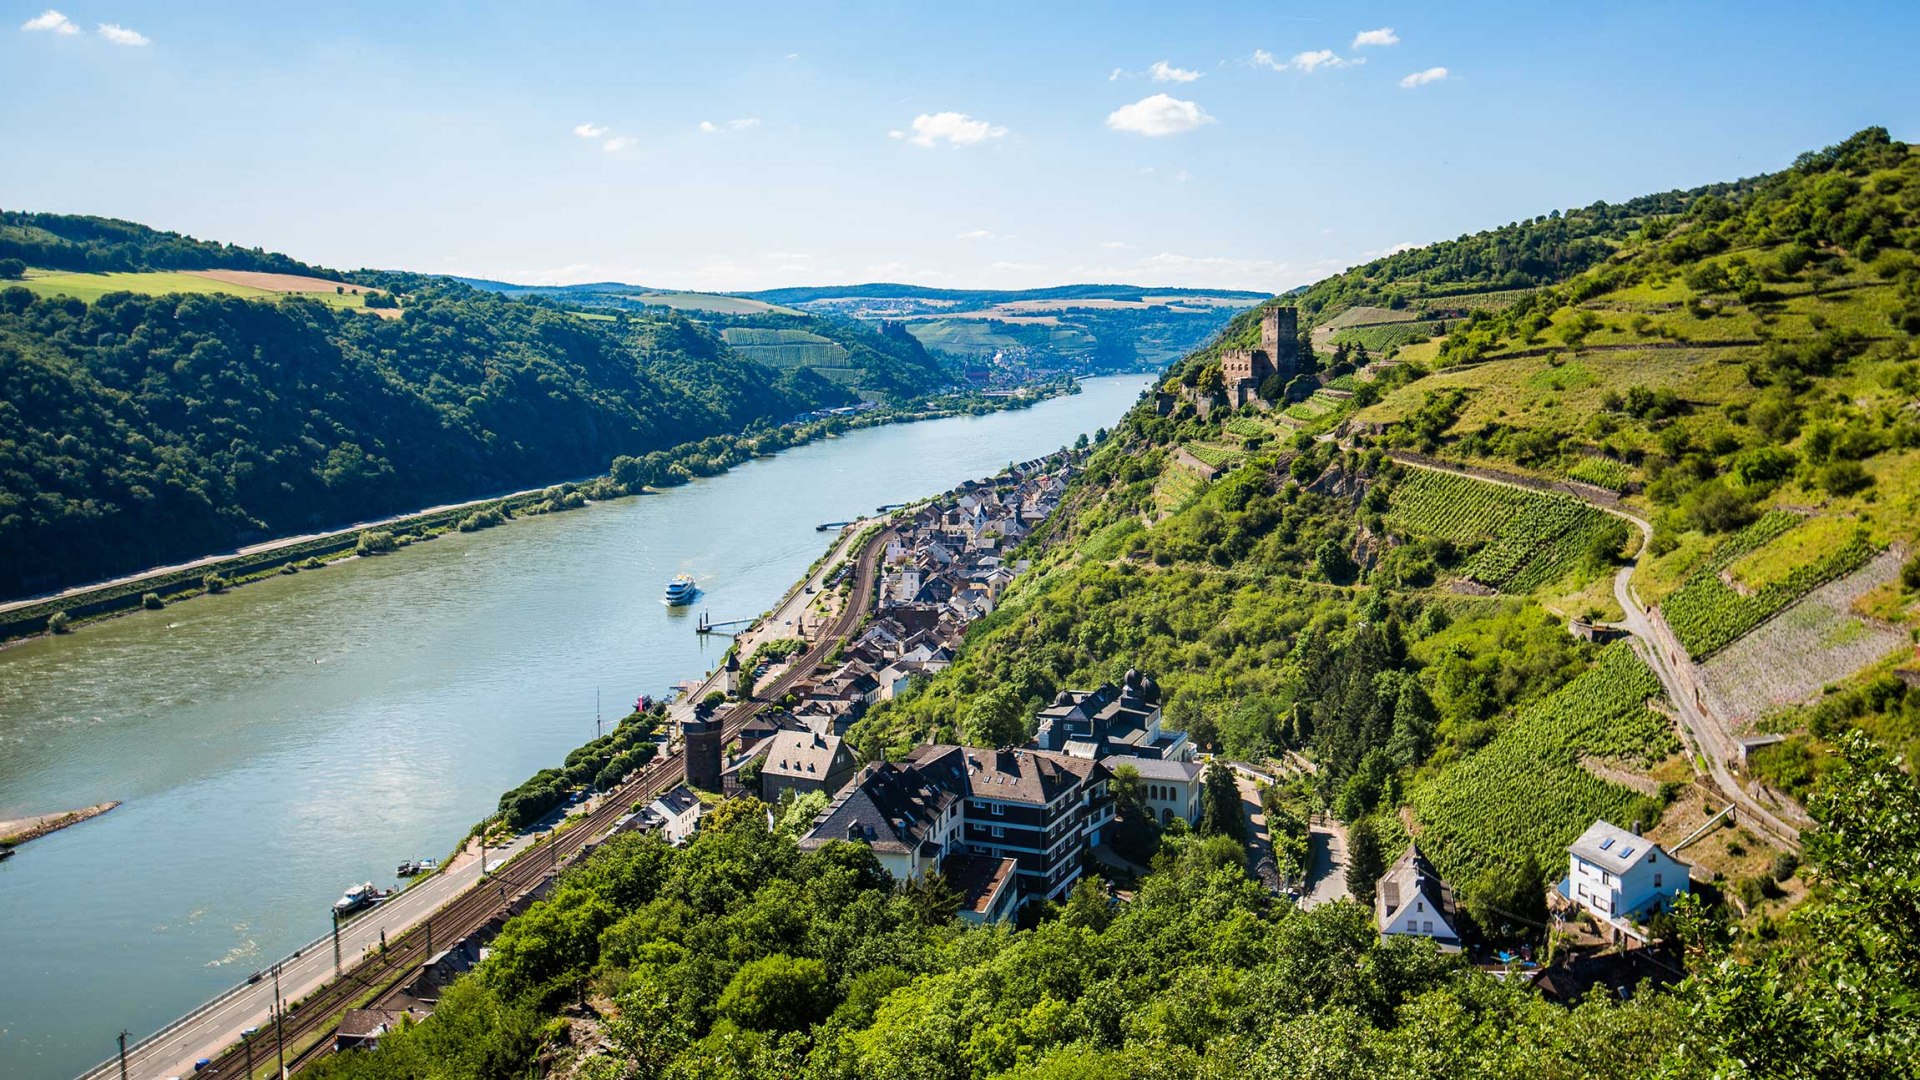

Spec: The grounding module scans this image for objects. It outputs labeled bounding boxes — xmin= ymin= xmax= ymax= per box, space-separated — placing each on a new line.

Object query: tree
xmin=0 ymin=258 xmax=24 ymax=280
xmin=355 ymin=529 xmax=398 ymax=555
xmin=964 ymin=685 xmax=1027 ymax=748
xmin=1108 ymin=763 xmax=1163 ymax=865
xmin=46 ymin=610 xmax=71 ymax=634
xmin=1197 ymin=761 xmax=1247 ymax=844
xmin=716 ymin=954 xmax=830 ymax=1032
xmin=1346 ymin=818 xmax=1386 ymax=905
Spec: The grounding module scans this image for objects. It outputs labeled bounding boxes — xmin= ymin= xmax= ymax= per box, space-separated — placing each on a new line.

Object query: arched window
xmin=1161 ymin=807 xmax=1174 ymax=826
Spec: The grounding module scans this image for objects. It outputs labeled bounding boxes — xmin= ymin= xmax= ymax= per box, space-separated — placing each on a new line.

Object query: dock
xmin=815 ymin=521 xmax=854 ymax=531
xmin=695 ymin=611 xmax=754 ymax=635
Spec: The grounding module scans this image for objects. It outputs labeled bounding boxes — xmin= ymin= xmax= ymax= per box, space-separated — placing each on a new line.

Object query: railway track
xmin=191 ymin=527 xmax=889 ymax=1078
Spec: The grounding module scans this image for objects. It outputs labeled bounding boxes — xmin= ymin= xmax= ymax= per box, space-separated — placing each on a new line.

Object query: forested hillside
xmin=0 ymin=275 xmax=852 ymax=599
xmin=0 ymin=209 xmax=333 ymax=277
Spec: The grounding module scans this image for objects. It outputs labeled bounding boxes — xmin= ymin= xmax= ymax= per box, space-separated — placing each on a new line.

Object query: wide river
xmin=0 ymin=374 xmax=1149 ymax=1079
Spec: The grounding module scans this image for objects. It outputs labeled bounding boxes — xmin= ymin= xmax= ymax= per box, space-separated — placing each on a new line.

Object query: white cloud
xmin=1352 ymin=27 xmax=1399 ymax=48
xmin=21 ymin=9 xmax=77 ymax=34
xmin=889 ymin=111 xmax=1007 ymax=148
xmin=1106 ymin=93 xmax=1215 ymax=137
xmin=96 ymin=22 xmax=148 ymax=46
xmin=1100 ymin=240 xmax=1134 ymax=250
xmin=956 ymin=229 xmax=996 ymax=240
xmin=1148 ymin=60 xmax=1202 ymax=83
xmin=1109 ymin=67 xmax=1124 ymax=81
xmin=786 ymin=52 xmax=800 ymax=59
xmin=602 ymin=136 xmax=637 ymax=153
xmin=1400 ymin=66 xmax=1449 ymax=88
xmin=573 ymin=122 xmax=608 ymax=139
xmin=1254 ymin=47 xmax=1361 ymax=73
xmin=700 ymin=117 xmax=760 ymax=134
xmin=990 ymin=260 xmax=1043 ymax=273
xmin=1362 ymin=241 xmax=1423 ymax=259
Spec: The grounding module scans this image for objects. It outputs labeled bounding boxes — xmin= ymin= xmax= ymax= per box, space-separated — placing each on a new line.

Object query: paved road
xmin=1232 ymin=773 xmax=1273 ymax=879
xmin=1300 ymin=817 xmax=1351 ymax=908
xmin=1389 ymin=454 xmax=1801 ymax=851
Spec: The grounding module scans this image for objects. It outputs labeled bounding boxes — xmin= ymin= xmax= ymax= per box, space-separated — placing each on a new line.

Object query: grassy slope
xmin=15 ymin=268 xmax=378 ymax=311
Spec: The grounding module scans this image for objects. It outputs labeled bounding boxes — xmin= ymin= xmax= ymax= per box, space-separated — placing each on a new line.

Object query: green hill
xmin=0 ymin=268 xmax=857 ymax=600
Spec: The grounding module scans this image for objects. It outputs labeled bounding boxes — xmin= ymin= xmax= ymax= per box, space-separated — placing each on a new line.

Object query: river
xmin=0 ymin=374 xmax=1150 ymax=1079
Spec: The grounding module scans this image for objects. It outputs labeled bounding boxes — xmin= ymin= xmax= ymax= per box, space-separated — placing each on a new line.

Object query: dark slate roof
xmin=801 ymin=746 xmax=967 ymax=855
xmin=956 ymin=745 xmax=1105 ymax=806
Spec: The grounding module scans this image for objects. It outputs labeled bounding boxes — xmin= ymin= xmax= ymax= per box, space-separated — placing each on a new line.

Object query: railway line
xmin=176 ymin=526 xmax=890 ymax=1079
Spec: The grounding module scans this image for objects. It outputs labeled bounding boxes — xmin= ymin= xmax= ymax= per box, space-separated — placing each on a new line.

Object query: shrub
xmin=141 ymin=592 xmax=164 ymax=610
xmin=203 ymin=573 xmax=227 ymax=594
xmin=1770 ymin=851 xmax=1800 ymax=882
xmin=355 ymin=530 xmax=398 ymax=556
xmin=47 ymin=610 xmax=72 ymax=634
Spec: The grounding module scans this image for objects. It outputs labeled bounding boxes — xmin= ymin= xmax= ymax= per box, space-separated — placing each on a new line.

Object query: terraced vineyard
xmin=1384 ymin=468 xmax=1616 ymax=592
xmin=1660 ymin=512 xmax=1880 ymax=659
xmin=1564 ymin=456 xmax=1632 ymax=493
xmin=1181 ymin=440 xmax=1237 ymax=469
xmin=719 ymin=326 xmax=850 ymax=368
xmin=1409 ymin=644 xmax=1677 ymax=886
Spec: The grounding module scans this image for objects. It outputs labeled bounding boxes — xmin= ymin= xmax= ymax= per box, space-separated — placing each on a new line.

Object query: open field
xmin=14 ymin=268 xmax=393 ymax=314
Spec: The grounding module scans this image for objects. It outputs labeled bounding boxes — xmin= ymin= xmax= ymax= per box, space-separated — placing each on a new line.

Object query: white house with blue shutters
xmin=1564 ymin=819 xmax=1689 ymax=926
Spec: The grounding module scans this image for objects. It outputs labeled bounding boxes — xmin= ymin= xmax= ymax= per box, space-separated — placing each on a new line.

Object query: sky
xmin=4 ymin=1 xmax=1919 ymax=293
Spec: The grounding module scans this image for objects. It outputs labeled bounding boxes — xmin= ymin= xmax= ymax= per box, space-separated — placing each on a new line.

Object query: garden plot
xmin=1698 ymin=548 xmax=1910 ymax=729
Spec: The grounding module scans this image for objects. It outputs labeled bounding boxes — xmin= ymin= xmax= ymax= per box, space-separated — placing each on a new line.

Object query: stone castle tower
xmin=681 ymin=702 xmax=723 ymax=792
xmin=1220 ymin=307 xmax=1299 ymax=405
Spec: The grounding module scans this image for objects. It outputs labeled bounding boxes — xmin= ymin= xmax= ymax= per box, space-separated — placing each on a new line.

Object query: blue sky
xmin=4 ymin=2 xmax=1917 ymax=292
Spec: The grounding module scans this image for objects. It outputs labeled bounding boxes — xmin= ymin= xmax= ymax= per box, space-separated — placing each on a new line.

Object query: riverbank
xmin=0 ymin=380 xmax=1079 ymax=645
xmin=0 ymin=801 xmax=120 ymax=852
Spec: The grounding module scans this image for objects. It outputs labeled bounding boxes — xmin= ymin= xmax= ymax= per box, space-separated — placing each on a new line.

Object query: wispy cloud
xmin=21 ymin=9 xmax=77 ymax=34
xmin=602 ymin=136 xmax=637 ymax=153
xmin=699 ymin=117 xmax=761 ymax=134
xmin=1148 ymin=60 xmax=1203 ymax=83
xmin=1100 ymin=240 xmax=1134 ymax=250
xmin=573 ymin=122 xmax=608 ymax=139
xmin=96 ymin=21 xmax=148 ymax=46
xmin=1106 ymin=93 xmax=1215 ymax=137
xmin=889 ymin=111 xmax=1007 ymax=148
xmin=1399 ymin=66 xmax=1449 ymax=88
xmin=1352 ymin=27 xmax=1399 ymax=48
xmin=956 ymin=229 xmax=996 ymax=241
xmin=1253 ymin=47 xmax=1361 ymax=73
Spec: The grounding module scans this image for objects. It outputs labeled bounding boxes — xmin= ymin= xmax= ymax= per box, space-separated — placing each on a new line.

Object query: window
xmin=1653 ymin=873 xmax=1662 ymax=888
xmin=1406 ymin=918 xmax=1416 ymax=931
xmin=1599 ymin=837 xmax=1614 ymax=851
xmin=1416 ymin=901 xmax=1424 ymax=912
xmin=990 ymin=802 xmax=1005 ymax=816
xmin=990 ymin=825 xmax=1005 ymax=839
xmin=1619 ymin=846 xmax=1636 ymax=860
xmin=1423 ymin=921 xmax=1432 ymax=933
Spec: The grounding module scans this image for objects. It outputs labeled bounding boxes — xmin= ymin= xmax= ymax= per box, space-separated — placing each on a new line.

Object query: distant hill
xmin=0 ymin=209 xmax=336 ymax=278
xmin=736 ymin=282 xmax=1270 ymax=305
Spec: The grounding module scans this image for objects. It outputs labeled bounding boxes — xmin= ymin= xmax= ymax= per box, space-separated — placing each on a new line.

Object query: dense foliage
xmin=0 ymin=209 xmax=332 ymax=276
xmin=309 ymin=729 xmax=1920 ymax=1080
xmin=0 ymin=279 xmax=852 ymax=598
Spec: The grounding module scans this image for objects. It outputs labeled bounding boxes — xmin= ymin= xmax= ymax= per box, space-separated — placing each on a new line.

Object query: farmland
xmin=1660 ymin=512 xmax=1880 ymax=659
xmin=13 ymin=268 xmax=385 ymax=312
xmin=1408 ymin=643 xmax=1677 ymax=886
xmin=720 ymin=326 xmax=851 ymax=368
xmin=633 ymin=291 xmax=801 ymax=315
xmin=1698 ymin=548 xmax=1911 ymax=727
xmin=1384 ymin=467 xmax=1617 ymax=592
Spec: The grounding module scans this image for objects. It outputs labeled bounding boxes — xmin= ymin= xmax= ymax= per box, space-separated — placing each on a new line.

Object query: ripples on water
xmin=0 ymin=376 xmax=1151 ymax=1077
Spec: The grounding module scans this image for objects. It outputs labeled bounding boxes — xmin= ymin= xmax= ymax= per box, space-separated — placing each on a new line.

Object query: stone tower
xmin=1260 ymin=307 xmax=1299 ymax=381
xmin=681 ymin=703 xmax=723 ymax=792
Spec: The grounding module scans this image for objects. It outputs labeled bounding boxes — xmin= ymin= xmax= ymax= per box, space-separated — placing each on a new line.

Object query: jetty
xmin=0 ymin=801 xmax=121 ymax=852
xmin=695 ymin=611 xmax=754 ymax=635
xmin=815 ymin=520 xmax=854 ymax=531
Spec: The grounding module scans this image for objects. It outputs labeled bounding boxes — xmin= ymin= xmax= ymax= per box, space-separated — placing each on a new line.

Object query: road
xmin=1388 ymin=454 xmax=1801 ymax=851
xmin=1300 ymin=816 xmax=1351 ymax=909
xmin=81 ymin=523 xmax=895 ymax=1080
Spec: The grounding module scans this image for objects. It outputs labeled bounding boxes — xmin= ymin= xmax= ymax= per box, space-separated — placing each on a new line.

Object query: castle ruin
xmin=1220 ymin=307 xmax=1299 ymax=406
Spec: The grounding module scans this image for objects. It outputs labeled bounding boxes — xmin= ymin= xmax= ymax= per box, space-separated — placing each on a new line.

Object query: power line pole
xmin=117 ymin=1030 xmax=130 ymax=1080
xmin=273 ymin=964 xmax=286 ymax=1079
xmin=332 ymin=910 xmax=342 ymax=975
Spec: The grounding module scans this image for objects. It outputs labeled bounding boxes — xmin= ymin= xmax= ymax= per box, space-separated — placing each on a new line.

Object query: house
xmin=944 ymin=852 xmax=1020 ymax=924
xmin=799 ymin=743 xmax=1114 ymax=912
xmin=1033 ymin=669 xmax=1190 ymax=762
xmin=1105 ymin=754 xmax=1203 ymax=826
xmin=648 ymin=784 xmax=704 ymax=846
xmin=1563 ymin=820 xmax=1690 ymax=926
xmin=1375 ymin=844 xmax=1463 ymax=952
xmin=760 ymin=730 xmax=858 ymax=803
xmin=335 ymin=1009 xmax=411 ymax=1052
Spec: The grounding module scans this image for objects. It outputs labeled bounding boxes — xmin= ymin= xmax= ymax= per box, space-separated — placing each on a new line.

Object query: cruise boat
xmin=663 ymin=573 xmax=699 ymax=606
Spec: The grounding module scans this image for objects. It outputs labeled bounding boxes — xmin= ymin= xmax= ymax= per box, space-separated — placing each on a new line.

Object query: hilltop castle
xmin=1220 ymin=307 xmax=1299 ymax=406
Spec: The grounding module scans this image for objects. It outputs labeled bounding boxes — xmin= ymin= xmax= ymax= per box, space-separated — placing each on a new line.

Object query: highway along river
xmin=0 ymin=374 xmax=1150 ymax=1079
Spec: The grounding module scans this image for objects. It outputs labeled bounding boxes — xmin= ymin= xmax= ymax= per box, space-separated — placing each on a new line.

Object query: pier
xmin=815 ymin=520 xmax=854 ymax=531
xmin=694 ymin=611 xmax=754 ymax=635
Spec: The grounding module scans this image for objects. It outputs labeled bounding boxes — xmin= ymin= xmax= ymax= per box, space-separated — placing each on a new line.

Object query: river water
xmin=0 ymin=375 xmax=1149 ymax=1078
